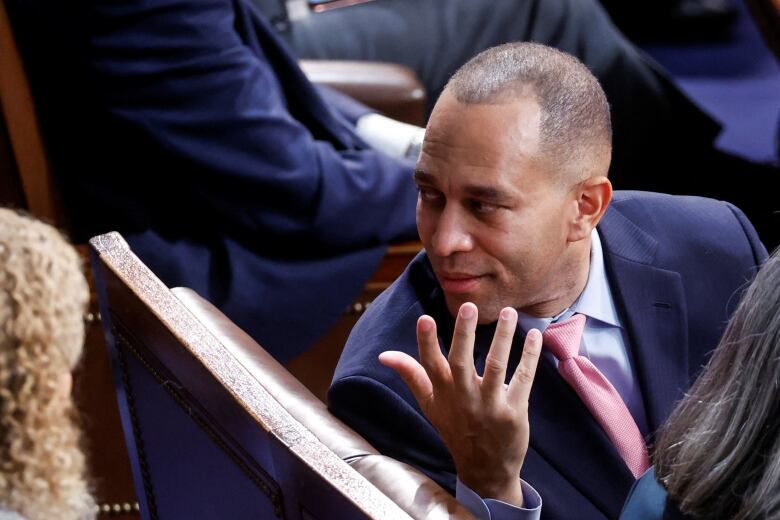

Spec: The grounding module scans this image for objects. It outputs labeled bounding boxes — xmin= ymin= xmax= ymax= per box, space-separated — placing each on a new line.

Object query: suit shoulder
xmin=607 ymin=191 xmax=766 ymax=288
xmin=332 ymin=252 xmax=433 ymax=382
xmin=612 ymin=190 xmax=735 ymax=220
xmin=610 ymin=191 xmax=763 ymax=257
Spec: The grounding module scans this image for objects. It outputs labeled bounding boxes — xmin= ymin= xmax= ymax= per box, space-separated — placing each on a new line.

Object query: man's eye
xmin=418 ymin=188 xmax=442 ymax=203
xmin=470 ymin=200 xmax=500 ymax=214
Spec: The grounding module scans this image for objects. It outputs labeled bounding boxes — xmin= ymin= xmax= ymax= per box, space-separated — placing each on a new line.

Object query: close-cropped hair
xmin=446 ymin=42 xmax=612 ymax=183
xmin=0 ymin=209 xmax=95 ymax=520
xmin=654 ymin=248 xmax=780 ymax=519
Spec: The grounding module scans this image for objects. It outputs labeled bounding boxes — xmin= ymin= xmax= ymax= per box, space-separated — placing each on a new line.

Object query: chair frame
xmin=90 ymin=231 xmax=413 ymax=520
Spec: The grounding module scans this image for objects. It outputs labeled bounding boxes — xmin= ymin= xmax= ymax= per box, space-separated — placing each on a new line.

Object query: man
xmin=329 ymin=43 xmax=767 ymax=519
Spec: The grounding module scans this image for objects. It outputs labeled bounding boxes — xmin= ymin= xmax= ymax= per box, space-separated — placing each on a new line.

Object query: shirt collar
xmin=517 ymin=229 xmax=621 ymax=333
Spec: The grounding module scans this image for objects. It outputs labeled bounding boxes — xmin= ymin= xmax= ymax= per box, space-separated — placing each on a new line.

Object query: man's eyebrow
xmin=413 ymin=170 xmax=437 ymax=184
xmin=463 ymin=184 xmax=515 ymax=204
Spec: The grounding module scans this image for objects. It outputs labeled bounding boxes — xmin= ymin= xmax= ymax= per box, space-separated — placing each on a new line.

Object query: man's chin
xmin=443 ymin=294 xmax=500 ymax=323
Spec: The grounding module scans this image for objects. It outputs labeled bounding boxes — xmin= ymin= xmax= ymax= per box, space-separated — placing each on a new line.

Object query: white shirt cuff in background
xmin=355 ymin=113 xmax=425 ymax=160
xmin=456 ymin=477 xmax=542 ymax=520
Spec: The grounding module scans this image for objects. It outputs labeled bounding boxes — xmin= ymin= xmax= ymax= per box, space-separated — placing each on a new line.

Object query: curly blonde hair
xmin=0 ymin=209 xmax=95 ymax=520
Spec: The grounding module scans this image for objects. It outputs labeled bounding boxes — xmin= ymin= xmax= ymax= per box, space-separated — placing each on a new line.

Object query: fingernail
xmin=460 ymin=304 xmax=475 ymax=319
xmin=418 ymin=316 xmax=434 ymax=331
xmin=500 ymin=307 xmax=516 ymax=321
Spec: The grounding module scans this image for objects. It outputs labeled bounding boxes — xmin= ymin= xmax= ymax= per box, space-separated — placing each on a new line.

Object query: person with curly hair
xmin=0 ymin=208 xmax=95 ymax=520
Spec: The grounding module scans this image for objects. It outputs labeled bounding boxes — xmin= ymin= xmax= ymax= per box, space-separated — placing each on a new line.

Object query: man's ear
xmin=569 ymin=176 xmax=612 ymax=241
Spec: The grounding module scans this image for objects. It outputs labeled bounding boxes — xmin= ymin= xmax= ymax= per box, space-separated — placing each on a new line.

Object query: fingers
xmin=379 ymin=351 xmax=434 ymax=411
xmin=447 ymin=302 xmax=478 ymax=390
xmin=481 ymin=307 xmax=518 ymax=397
xmin=416 ymin=315 xmax=450 ymax=388
xmin=507 ymin=328 xmax=543 ymax=407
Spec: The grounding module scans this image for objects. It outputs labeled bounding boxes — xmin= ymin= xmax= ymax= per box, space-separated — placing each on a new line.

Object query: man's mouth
xmin=437 ymin=271 xmax=486 ymax=293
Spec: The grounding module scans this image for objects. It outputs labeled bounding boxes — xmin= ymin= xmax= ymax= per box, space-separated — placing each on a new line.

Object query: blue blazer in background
xmin=329 ymin=191 xmax=767 ymax=519
xmin=5 ymin=0 xmax=419 ymax=361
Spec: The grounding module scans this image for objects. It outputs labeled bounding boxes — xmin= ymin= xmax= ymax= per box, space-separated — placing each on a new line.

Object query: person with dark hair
xmin=620 ymin=248 xmax=780 ymax=520
xmin=328 ymin=42 xmax=767 ymax=519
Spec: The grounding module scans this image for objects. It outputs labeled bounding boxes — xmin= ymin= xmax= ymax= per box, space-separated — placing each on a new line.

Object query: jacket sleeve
xmin=316 ymin=85 xmax=376 ymax=125
xmin=89 ymin=0 xmax=418 ymax=250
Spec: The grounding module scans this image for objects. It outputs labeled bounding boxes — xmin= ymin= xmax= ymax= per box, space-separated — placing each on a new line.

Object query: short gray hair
xmin=654 ymin=248 xmax=780 ymax=519
xmin=445 ymin=42 xmax=612 ymax=182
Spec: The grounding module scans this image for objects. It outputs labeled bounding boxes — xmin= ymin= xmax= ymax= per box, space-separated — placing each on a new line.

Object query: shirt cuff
xmin=455 ymin=477 xmax=542 ymax=520
xmin=355 ymin=113 xmax=425 ymax=159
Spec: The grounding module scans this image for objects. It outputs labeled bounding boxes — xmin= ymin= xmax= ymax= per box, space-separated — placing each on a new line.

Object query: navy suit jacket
xmin=6 ymin=0 xmax=418 ymax=361
xmin=619 ymin=468 xmax=689 ymax=520
xmin=329 ymin=192 xmax=767 ymax=519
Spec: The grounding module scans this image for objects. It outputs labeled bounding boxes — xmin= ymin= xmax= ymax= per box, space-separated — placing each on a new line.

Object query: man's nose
xmin=430 ymin=206 xmax=473 ymax=257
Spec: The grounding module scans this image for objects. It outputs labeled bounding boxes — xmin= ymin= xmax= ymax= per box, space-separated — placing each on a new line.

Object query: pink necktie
xmin=543 ymin=314 xmax=650 ymax=478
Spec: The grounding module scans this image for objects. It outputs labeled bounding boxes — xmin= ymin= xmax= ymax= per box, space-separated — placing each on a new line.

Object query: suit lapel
xmin=598 ymin=205 xmax=689 ymax=436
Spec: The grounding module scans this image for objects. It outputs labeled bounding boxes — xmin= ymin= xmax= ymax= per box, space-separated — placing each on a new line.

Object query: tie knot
xmin=543 ymin=313 xmax=586 ymax=360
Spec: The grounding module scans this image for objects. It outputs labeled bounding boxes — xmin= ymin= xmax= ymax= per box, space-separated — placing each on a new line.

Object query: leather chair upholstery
xmin=300 ymin=60 xmax=426 ymax=125
xmin=90 ymin=232 xmax=470 ymax=520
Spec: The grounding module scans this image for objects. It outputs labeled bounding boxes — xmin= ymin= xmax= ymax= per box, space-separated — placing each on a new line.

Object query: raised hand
xmin=379 ymin=302 xmax=542 ymax=507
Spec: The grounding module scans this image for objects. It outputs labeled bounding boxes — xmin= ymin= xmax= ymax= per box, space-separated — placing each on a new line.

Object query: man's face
xmin=415 ymin=91 xmax=582 ymax=322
